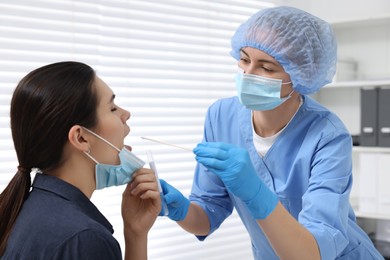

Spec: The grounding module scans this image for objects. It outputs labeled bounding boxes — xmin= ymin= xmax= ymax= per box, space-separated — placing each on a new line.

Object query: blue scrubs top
xmin=3 ymin=173 xmax=122 ymax=259
xmin=190 ymin=96 xmax=383 ymax=260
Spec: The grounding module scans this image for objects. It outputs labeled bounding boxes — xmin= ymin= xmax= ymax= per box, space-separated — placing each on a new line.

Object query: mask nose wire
xmin=82 ymin=127 xmax=121 ymax=152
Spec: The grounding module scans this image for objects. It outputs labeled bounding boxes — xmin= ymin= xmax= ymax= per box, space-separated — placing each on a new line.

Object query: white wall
xmin=281 ymin=0 xmax=390 ymax=22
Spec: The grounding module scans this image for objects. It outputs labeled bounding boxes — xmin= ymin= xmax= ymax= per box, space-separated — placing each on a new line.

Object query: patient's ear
xmin=68 ymin=125 xmax=90 ymax=152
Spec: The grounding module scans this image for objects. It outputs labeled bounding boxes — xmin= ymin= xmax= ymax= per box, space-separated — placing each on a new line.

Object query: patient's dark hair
xmin=0 ymin=61 xmax=98 ymax=255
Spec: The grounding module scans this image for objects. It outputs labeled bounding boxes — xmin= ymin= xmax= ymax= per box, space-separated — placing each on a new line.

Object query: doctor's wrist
xmin=242 ymin=182 xmax=278 ymax=220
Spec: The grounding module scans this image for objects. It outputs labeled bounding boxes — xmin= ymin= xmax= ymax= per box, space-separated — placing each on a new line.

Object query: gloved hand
xmin=193 ymin=142 xmax=278 ymax=219
xmin=159 ymin=179 xmax=190 ymax=221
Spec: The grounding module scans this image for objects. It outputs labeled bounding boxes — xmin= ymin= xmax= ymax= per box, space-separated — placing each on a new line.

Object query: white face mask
xmin=83 ymin=127 xmax=145 ymax=190
xmin=235 ymin=69 xmax=293 ymax=111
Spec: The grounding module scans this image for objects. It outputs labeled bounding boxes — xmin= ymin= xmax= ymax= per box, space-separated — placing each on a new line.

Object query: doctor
xmin=160 ymin=6 xmax=384 ymax=260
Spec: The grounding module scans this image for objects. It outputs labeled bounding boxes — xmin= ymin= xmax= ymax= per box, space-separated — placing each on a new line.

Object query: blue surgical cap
xmin=231 ymin=6 xmax=337 ymax=94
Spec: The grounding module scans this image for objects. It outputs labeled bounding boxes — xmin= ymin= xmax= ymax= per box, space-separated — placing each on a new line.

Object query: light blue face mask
xmin=83 ymin=128 xmax=145 ymax=190
xmin=235 ymin=69 xmax=293 ymax=111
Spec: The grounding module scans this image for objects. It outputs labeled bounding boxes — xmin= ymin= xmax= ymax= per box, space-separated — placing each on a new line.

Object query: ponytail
xmin=0 ymin=168 xmax=31 ymax=255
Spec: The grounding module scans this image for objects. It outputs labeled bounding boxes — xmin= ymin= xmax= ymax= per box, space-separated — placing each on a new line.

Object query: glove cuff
xmin=243 ymin=182 xmax=278 ymax=220
xmin=168 ymin=197 xmax=190 ymax=221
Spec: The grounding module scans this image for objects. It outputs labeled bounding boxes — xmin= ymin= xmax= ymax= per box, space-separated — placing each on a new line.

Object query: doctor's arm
xmin=160 ymin=179 xmax=210 ymax=236
xmin=257 ymin=202 xmax=320 ymax=260
xmin=193 ymin=142 xmax=320 ymax=260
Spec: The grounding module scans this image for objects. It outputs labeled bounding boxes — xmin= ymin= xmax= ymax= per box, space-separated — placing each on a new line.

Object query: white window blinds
xmin=0 ymin=1 xmax=275 ymax=259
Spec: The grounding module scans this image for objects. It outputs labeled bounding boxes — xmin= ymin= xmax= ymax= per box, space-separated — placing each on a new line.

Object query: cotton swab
xmin=141 ymin=136 xmax=193 ymax=152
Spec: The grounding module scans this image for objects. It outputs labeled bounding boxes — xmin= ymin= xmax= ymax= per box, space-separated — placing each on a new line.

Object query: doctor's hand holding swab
xmin=141 ymin=137 xmax=192 ymax=221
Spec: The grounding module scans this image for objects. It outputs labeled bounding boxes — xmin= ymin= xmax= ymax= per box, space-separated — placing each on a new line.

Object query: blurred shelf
xmin=325 ymin=79 xmax=390 ymax=89
xmin=353 ymin=146 xmax=390 ymax=153
xmin=352 ymin=201 xmax=390 ymax=220
xmin=355 ymin=211 xmax=390 ymax=221
xmin=331 ymin=15 xmax=390 ymax=29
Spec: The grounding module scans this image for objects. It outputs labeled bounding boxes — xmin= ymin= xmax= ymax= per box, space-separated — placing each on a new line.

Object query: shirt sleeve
xmin=189 ymin=105 xmax=234 ymax=240
xmin=51 ymin=229 xmax=122 ymax=260
xmin=299 ymin=124 xmax=353 ymax=260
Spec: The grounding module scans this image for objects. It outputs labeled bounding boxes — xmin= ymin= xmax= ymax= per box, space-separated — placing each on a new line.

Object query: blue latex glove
xmin=193 ymin=142 xmax=278 ymax=219
xmin=159 ymin=179 xmax=190 ymax=221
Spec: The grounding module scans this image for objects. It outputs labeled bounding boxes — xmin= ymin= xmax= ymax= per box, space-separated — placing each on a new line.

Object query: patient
xmin=0 ymin=61 xmax=161 ymax=259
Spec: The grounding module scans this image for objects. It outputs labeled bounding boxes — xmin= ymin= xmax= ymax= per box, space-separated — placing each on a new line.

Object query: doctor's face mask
xmin=82 ymin=127 xmax=145 ymax=190
xmin=235 ymin=69 xmax=293 ymax=111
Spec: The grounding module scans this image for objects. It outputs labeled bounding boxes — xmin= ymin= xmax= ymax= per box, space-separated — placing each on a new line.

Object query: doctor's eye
xmin=261 ymin=66 xmax=272 ymax=72
xmin=111 ymin=106 xmax=118 ymax=112
xmin=239 ymin=57 xmax=250 ymax=64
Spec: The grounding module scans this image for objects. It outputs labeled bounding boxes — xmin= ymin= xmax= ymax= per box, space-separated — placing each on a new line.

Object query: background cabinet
xmin=314 ymin=15 xmax=390 ymax=137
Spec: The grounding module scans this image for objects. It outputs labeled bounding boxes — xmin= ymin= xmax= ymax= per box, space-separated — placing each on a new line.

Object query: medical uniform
xmin=190 ymin=95 xmax=383 ymax=260
xmin=3 ymin=173 xmax=122 ymax=259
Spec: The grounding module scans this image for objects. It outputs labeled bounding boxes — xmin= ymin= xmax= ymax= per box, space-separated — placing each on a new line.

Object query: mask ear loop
xmin=281 ymin=80 xmax=293 ymax=100
xmin=281 ymin=90 xmax=295 ymax=101
xmin=82 ymin=127 xmax=121 ymax=152
xmin=84 ymin=149 xmax=99 ymax=164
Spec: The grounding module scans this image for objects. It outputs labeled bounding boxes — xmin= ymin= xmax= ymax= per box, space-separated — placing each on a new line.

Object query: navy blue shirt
xmin=2 ymin=173 xmax=122 ymax=260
